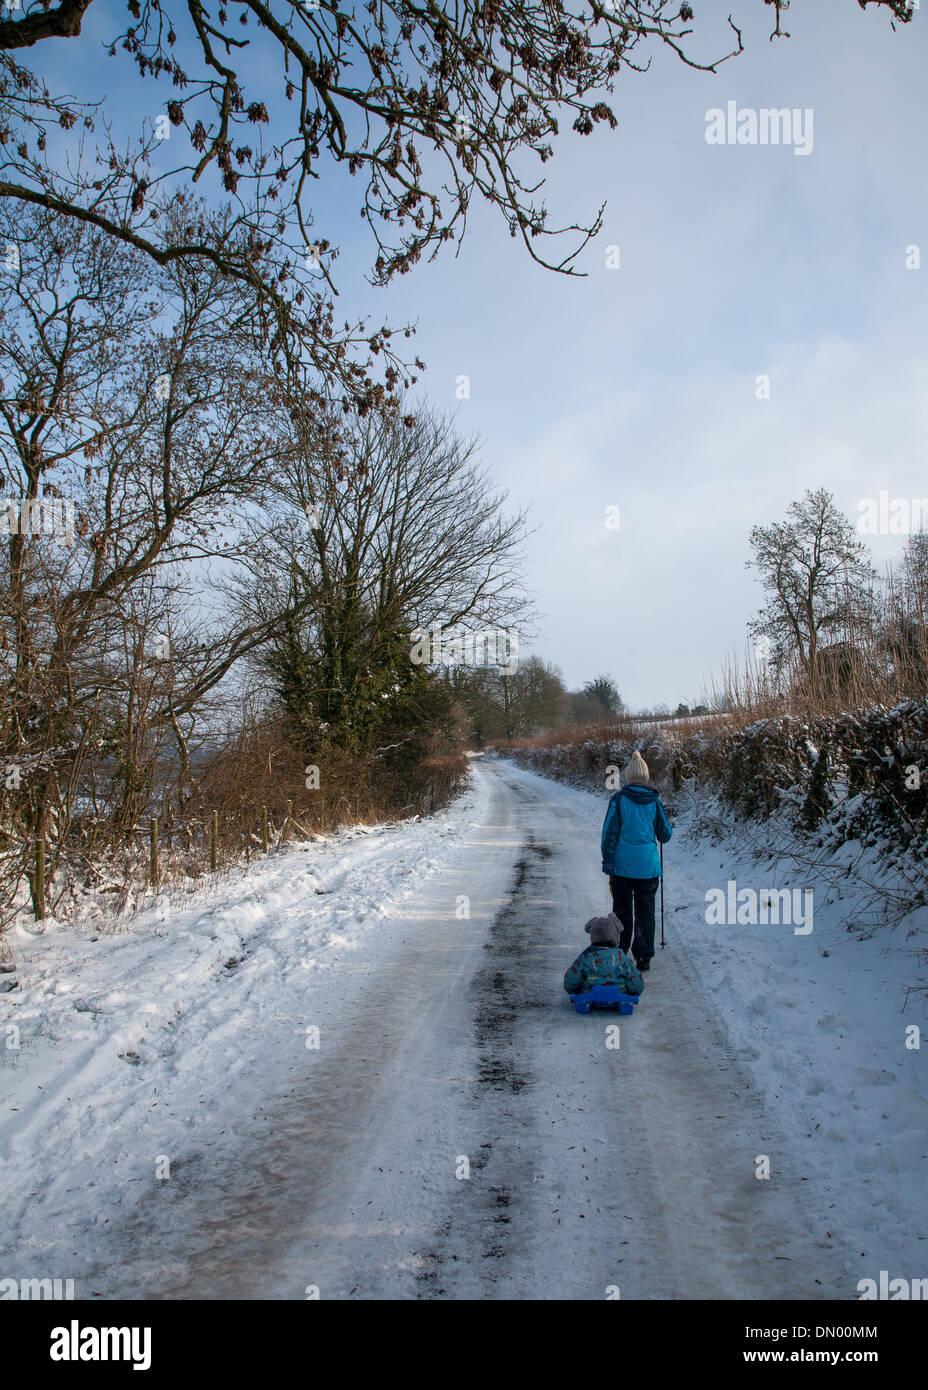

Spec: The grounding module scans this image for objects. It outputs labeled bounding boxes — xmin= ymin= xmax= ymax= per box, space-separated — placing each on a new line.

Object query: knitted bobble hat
xmin=625 ymin=751 xmax=650 ymax=785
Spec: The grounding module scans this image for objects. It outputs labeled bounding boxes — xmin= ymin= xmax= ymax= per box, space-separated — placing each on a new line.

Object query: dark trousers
xmin=609 ymin=875 xmax=659 ymax=963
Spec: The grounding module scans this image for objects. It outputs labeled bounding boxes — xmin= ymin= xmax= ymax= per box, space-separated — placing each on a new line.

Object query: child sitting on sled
xmin=564 ymin=914 xmax=644 ymax=997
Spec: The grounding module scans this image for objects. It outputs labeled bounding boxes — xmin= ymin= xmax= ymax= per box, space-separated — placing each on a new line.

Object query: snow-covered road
xmin=234 ymin=757 xmax=856 ymax=1301
xmin=4 ymin=756 xmax=878 ymax=1300
xmin=198 ymin=756 xmax=853 ymax=1302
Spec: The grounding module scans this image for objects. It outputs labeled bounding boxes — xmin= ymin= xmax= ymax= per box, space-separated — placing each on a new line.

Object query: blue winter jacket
xmin=564 ymin=943 xmax=644 ymax=997
xmin=566 ymin=945 xmax=644 ymax=1000
xmin=601 ymin=783 xmax=673 ymax=880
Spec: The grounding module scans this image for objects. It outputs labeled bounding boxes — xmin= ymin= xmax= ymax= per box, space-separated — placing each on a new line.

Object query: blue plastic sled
xmin=569 ymin=985 xmax=640 ymax=1015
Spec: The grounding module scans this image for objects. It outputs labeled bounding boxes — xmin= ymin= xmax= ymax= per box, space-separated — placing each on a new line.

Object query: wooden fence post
xmin=210 ymin=810 xmax=218 ymax=872
xmin=33 ymin=837 xmax=45 ymax=921
xmin=262 ymin=806 xmax=269 ymax=854
xmin=150 ymin=817 xmax=159 ymax=886
xmin=285 ymin=799 xmax=293 ymax=839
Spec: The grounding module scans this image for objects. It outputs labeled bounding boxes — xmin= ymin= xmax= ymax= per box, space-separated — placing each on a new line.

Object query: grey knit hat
xmin=584 ymin=913 xmax=621 ymax=946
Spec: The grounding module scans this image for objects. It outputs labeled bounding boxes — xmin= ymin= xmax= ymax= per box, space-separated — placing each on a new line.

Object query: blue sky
xmin=40 ymin=1 xmax=928 ymax=707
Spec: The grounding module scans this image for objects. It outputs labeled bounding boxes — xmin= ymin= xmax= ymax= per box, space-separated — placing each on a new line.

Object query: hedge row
xmin=493 ymin=698 xmax=928 ymax=858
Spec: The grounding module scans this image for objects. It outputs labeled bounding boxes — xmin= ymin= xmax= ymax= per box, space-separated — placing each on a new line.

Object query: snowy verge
xmin=0 ymin=767 xmax=489 ymax=1289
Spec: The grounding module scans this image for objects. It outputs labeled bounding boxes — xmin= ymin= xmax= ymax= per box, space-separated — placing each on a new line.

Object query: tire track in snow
xmin=412 ymin=834 xmax=554 ymax=1294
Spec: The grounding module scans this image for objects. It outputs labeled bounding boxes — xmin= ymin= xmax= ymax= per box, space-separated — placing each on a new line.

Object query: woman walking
xmin=600 ymin=751 xmax=672 ymax=972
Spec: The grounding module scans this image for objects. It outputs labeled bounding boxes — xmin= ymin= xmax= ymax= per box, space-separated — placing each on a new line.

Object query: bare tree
xmin=233 ymin=404 xmax=533 ymax=750
xmin=453 ymin=654 xmax=567 ymax=741
xmin=0 ymin=207 xmax=306 ymax=909
xmin=746 ymin=488 xmax=876 ymax=680
xmin=882 ymin=530 xmax=928 ymax=691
